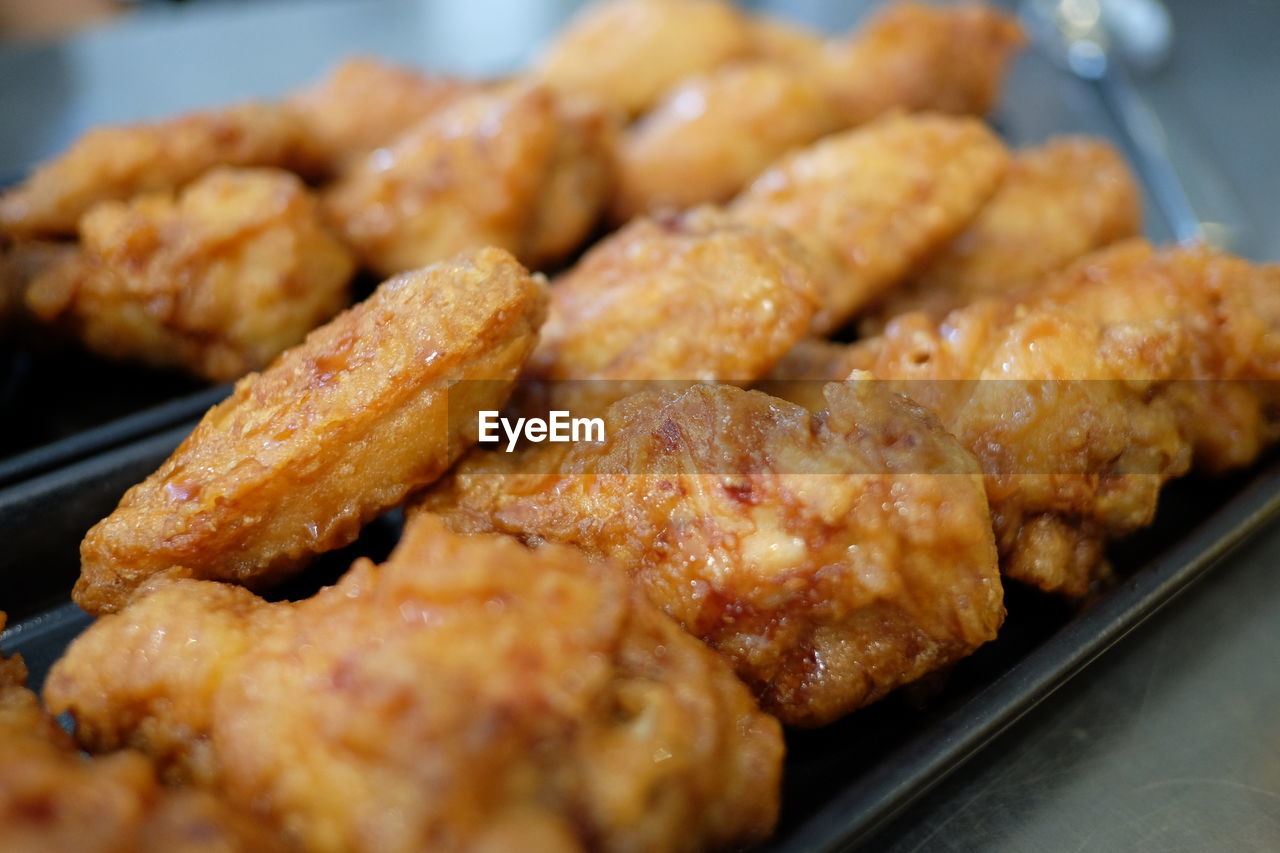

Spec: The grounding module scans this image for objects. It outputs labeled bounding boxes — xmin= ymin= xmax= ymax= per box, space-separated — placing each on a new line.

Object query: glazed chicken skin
xmin=729 ymin=112 xmax=1009 ymax=334
xmin=0 ymin=617 xmax=284 ymax=853
xmin=0 ymin=103 xmax=318 ymax=237
xmin=769 ymin=242 xmax=1280 ymax=597
xmin=74 ymin=247 xmax=547 ymax=615
xmin=416 ymin=383 xmax=1003 ymax=727
xmin=861 ymin=137 xmax=1142 ymax=332
xmin=286 ymin=56 xmax=476 ymax=176
xmin=519 ymin=206 xmax=819 ymax=418
xmin=534 ymin=0 xmax=753 ymax=117
xmin=48 ymin=518 xmax=784 ymax=853
xmin=323 ymin=83 xmax=617 ymax=276
xmin=612 ymin=3 xmax=1022 ymax=221
xmin=25 ymin=167 xmax=355 ymax=382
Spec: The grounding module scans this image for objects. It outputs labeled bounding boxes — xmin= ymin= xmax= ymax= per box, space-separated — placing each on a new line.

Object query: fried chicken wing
xmin=525 ymin=207 xmax=818 ymax=415
xmin=770 ymin=242 xmax=1280 ymax=596
xmin=729 ymin=112 xmax=1008 ymax=334
xmin=286 ymin=56 xmax=476 ymax=176
xmin=611 ymin=62 xmax=840 ymax=222
xmin=25 ymin=167 xmax=355 ymax=382
xmin=861 ymin=137 xmax=1142 ymax=332
xmin=0 ymin=103 xmax=317 ymax=238
xmin=0 ymin=616 xmax=284 ymax=853
xmin=533 ymin=0 xmax=751 ymax=117
xmin=417 ymin=383 xmax=1002 ymax=727
xmin=817 ymin=2 xmax=1024 ymax=127
xmin=73 ymin=247 xmax=546 ymax=615
xmin=323 ymin=84 xmax=616 ymax=276
xmin=48 ymin=518 xmax=783 ymax=853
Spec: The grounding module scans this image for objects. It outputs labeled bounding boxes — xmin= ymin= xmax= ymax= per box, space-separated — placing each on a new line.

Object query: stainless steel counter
xmin=2 ymin=1 xmax=1277 ymax=849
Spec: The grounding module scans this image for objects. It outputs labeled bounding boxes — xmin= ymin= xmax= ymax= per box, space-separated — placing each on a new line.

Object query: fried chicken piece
xmin=729 ymin=112 xmax=1008 ymax=334
xmin=323 ymin=84 xmax=617 ymax=276
xmin=770 ymin=242 xmax=1280 ymax=596
xmin=817 ymin=2 xmax=1024 ymax=127
xmin=525 ymin=207 xmax=818 ymax=415
xmin=286 ymin=56 xmax=476 ymax=176
xmin=0 ymin=616 xmax=285 ymax=853
xmin=533 ymin=0 xmax=751 ymax=117
xmin=25 ymin=167 xmax=355 ymax=382
xmin=611 ymin=62 xmax=841 ymax=222
xmin=48 ymin=518 xmax=783 ymax=853
xmin=417 ymin=383 xmax=1002 ymax=727
xmin=861 ymin=138 xmax=1142 ymax=332
xmin=0 ymin=103 xmax=317 ymax=238
xmin=1033 ymin=241 xmax=1280 ymax=474
xmin=73 ymin=247 xmax=546 ymax=615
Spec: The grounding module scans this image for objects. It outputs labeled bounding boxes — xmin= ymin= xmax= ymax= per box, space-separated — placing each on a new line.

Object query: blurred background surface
xmin=1 ymin=1 xmax=1278 ymax=851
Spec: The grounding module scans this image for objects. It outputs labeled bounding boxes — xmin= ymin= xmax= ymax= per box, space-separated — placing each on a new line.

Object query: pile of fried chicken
xmin=2 ymin=0 xmax=1278 ymax=850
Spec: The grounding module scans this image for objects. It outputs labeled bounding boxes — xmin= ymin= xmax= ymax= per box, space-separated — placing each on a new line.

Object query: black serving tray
xmin=1 ymin=416 xmax=1278 ymax=851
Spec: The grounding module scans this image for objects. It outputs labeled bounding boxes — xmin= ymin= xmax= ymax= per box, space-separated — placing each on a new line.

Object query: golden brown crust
xmin=25 ymin=167 xmax=355 ymax=382
xmin=612 ymin=62 xmax=840 ymax=222
xmin=0 ymin=103 xmax=317 ymax=238
xmin=0 ymin=615 xmax=285 ymax=853
xmin=417 ymin=383 xmax=1002 ymax=726
xmin=524 ymin=207 xmax=819 ymax=415
xmin=730 ymin=112 xmax=1009 ymax=334
xmin=73 ymin=247 xmax=547 ymax=615
xmin=49 ymin=518 xmax=783 ymax=853
xmin=861 ymin=137 xmax=1142 ymax=332
xmin=772 ymin=242 xmax=1280 ymax=597
xmin=817 ymin=2 xmax=1024 ymax=126
xmin=323 ymin=84 xmax=616 ymax=276
xmin=534 ymin=0 xmax=752 ymax=117
xmin=286 ymin=56 xmax=477 ymax=176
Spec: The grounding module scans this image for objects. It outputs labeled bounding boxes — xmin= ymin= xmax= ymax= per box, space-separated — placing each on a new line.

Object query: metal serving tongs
xmin=1020 ymin=0 xmax=1252 ymax=253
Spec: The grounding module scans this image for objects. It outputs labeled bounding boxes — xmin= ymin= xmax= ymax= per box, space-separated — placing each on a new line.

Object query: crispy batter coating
xmin=730 ymin=112 xmax=1008 ymax=334
xmin=862 ymin=137 xmax=1142 ymax=332
xmin=533 ymin=0 xmax=751 ymax=117
xmin=0 ymin=103 xmax=317 ymax=238
xmin=1034 ymin=241 xmax=1280 ymax=474
xmin=525 ymin=207 xmax=818 ymax=415
xmin=771 ymin=242 xmax=1280 ymax=596
xmin=417 ymin=383 xmax=1002 ymax=727
xmin=611 ymin=5 xmax=1023 ymax=222
xmin=48 ymin=518 xmax=783 ymax=853
xmin=287 ymin=56 xmax=476 ymax=176
xmin=611 ymin=62 xmax=840 ymax=221
xmin=0 ymin=617 xmax=284 ymax=853
xmin=817 ymin=2 xmax=1024 ymax=127
xmin=25 ymin=167 xmax=355 ymax=382
xmin=74 ymin=248 xmax=547 ymax=615
xmin=323 ymin=84 xmax=616 ymax=276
